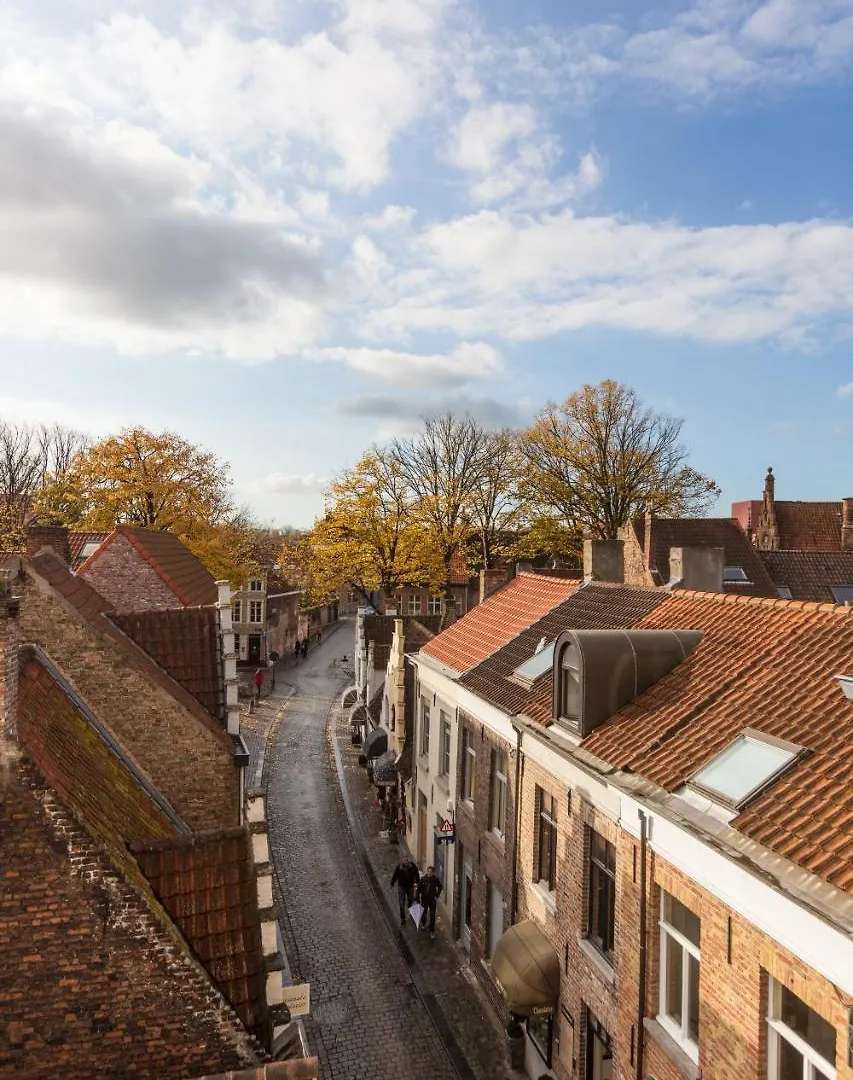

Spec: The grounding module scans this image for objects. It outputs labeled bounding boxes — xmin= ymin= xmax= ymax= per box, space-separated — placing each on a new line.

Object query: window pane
xmin=687 ymin=952 xmax=699 ymax=1043
xmin=778 ymin=985 xmax=836 ymax=1063
xmin=561 ymin=667 xmax=580 ymax=718
xmin=665 ymin=937 xmax=684 ymax=1028
xmin=663 ymin=894 xmax=701 ymax=947
xmin=692 ymin=736 xmax=796 ymax=806
xmin=777 ymin=1036 xmax=804 ymax=1080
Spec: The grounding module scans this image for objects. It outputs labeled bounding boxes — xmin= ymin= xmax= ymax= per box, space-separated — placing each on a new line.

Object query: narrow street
xmin=258 ymin=629 xmax=462 ymax=1080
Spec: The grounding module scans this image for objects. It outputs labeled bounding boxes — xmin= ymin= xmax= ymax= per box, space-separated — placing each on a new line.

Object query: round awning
xmin=373 ymin=749 xmax=398 ymax=786
xmin=491 ymin=920 xmax=560 ymax=1017
xmin=363 ymin=726 xmax=388 ymax=760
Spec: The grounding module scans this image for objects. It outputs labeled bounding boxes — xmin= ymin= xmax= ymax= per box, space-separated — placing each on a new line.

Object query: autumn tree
xmin=468 ymin=428 xmax=526 ymax=569
xmin=181 ymin=509 xmax=284 ymax=586
xmin=65 ymin=427 xmax=233 ymax=533
xmin=391 ymin=413 xmax=490 ymax=580
xmin=309 ymin=449 xmax=444 ymax=609
xmin=520 ymin=380 xmax=719 ymax=539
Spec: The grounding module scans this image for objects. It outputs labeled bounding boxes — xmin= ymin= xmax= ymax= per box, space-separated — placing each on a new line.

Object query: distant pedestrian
xmin=253 ymin=667 xmax=264 ymax=699
xmin=301 ymin=638 xmax=308 ymax=659
xmin=390 ymin=856 xmax=420 ymax=927
xmin=294 ymin=639 xmax=301 ymax=664
xmin=417 ymin=865 xmax=443 ymax=939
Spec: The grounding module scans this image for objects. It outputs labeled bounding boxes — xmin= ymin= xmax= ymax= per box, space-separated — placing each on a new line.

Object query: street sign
xmin=281 ymin=983 xmax=311 ymax=1018
xmin=438 ymin=817 xmax=454 ymax=833
xmin=435 ymin=816 xmax=455 ymax=844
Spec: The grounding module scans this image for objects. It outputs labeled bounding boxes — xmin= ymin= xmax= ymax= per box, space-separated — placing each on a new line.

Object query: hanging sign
xmin=434 ymin=817 xmax=456 ymax=844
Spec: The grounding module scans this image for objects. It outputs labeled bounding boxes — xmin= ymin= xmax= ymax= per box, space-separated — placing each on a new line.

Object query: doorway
xmin=585 ymin=1010 xmax=613 ymax=1080
xmin=434 ymin=813 xmax=447 ymax=893
xmin=248 ymin=635 xmax=261 ymax=663
xmin=460 ymin=856 xmax=473 ymax=951
xmin=417 ymin=791 xmax=428 ymax=866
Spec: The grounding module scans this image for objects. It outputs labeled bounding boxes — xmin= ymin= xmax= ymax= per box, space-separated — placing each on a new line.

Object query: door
xmin=248 ymin=635 xmax=261 ymax=663
xmin=417 ymin=791 xmax=428 ymax=866
xmin=434 ymin=814 xmax=447 ymax=892
xmin=460 ymin=857 xmax=473 ymax=951
xmin=585 ymin=1010 xmax=613 ymax=1080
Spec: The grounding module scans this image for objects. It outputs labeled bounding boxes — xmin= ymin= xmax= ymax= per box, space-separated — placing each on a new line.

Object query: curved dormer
xmin=551 ymin=628 xmax=703 ymax=738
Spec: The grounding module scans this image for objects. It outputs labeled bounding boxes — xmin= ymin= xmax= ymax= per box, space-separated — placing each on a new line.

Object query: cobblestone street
xmin=240 ymin=623 xmax=510 ymax=1080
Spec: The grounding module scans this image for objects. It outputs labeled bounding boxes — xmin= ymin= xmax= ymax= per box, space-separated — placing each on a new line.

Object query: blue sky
xmin=0 ymin=0 xmax=852 ymax=526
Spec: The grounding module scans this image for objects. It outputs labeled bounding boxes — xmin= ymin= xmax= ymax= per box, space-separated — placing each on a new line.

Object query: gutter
xmin=510 ymin=720 xmax=524 ymax=924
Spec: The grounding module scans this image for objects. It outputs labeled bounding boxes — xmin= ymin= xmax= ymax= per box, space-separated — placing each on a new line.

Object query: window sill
xmin=434 ymin=772 xmax=449 ymax=792
xmin=487 ymin=829 xmax=506 ymax=848
xmin=459 ymin=799 xmax=475 ymax=819
xmin=530 ymin=881 xmax=557 ymax=916
xmin=418 ymin=756 xmax=429 ymax=773
xmin=576 ymin=935 xmax=615 ymax=985
xmin=643 ymin=1019 xmax=700 ymax=1080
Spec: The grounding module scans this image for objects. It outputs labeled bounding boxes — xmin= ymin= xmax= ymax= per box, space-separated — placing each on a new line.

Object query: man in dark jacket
xmin=390 ymin=856 xmax=420 ymax=927
xmin=417 ymin=866 xmax=443 ymax=938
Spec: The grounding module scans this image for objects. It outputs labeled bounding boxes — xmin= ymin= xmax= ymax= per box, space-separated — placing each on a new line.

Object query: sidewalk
xmin=330 ymin=701 xmax=513 ymax=1080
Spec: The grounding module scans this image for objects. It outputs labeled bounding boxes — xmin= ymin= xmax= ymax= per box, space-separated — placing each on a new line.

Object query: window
xmin=536 ymin=788 xmax=557 ymax=891
xmin=723 ymin=566 xmax=750 ymax=583
xmin=462 ymin=727 xmax=476 ymax=802
xmin=428 ymin=594 xmax=443 ymax=615
xmin=585 ymin=1010 xmax=613 ymax=1080
xmin=767 ymin=977 xmax=836 ymax=1080
xmin=486 ymin=880 xmax=503 ymax=960
xmin=489 ymin=750 xmax=508 ymax=837
xmin=512 ymin=640 xmax=555 ymax=685
xmin=659 ymin=891 xmax=701 ymax=1061
xmin=233 ymin=634 xmax=240 ymax=655
xmin=439 ymin=712 xmax=451 ymax=776
xmin=421 ymin=701 xmax=431 ymax=758
xmin=559 ymin=643 xmax=581 ymax=726
xmin=587 ymin=830 xmax=616 ymax=963
xmin=408 ymin=593 xmax=422 ymax=615
xmin=249 ymin=578 xmax=263 ymax=592
xmin=527 ymin=1015 xmax=553 ymax=1067
xmin=831 ymin=586 xmax=853 ymax=605
xmin=249 ymin=600 xmax=263 ymax=623
xmin=689 ymin=729 xmax=801 ymax=809
xmin=232 ymin=600 xmax=242 ymax=623
xmin=778 ymin=586 xmax=794 ymax=600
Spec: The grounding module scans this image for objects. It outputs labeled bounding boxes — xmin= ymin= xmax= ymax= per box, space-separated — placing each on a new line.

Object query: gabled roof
xmin=461 ymin=583 xmax=668 ymax=716
xmin=759 ymin=550 xmax=853 ymax=602
xmin=773 ymin=501 xmax=843 ymax=550
xmin=573 ymin=590 xmax=853 ymax=892
xmin=419 ymin=572 xmax=580 ymax=675
xmin=79 ymin=526 xmax=218 ymax=607
xmin=629 ymin=517 xmax=776 ymax=595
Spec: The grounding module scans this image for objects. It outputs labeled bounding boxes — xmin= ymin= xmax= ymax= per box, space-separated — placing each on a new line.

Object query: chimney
xmin=643 ymin=511 xmax=655 ymax=571
xmin=583 ymin=539 xmax=624 ymax=584
xmin=479 ymin=567 xmax=509 ymax=603
xmin=842 ymin=498 xmax=853 ymax=551
xmin=515 ymin=561 xmax=534 ymax=575
xmin=440 ymin=595 xmax=459 ymax=631
xmin=216 ymin=580 xmax=240 ymax=737
xmin=26 ymin=525 xmax=71 ymax=566
xmin=0 ymin=571 xmax=21 ymax=740
xmin=669 ymin=547 xmax=724 ymax=593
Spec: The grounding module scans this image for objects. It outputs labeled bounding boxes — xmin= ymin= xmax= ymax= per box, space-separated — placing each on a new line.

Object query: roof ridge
xmin=665 ymin=587 xmax=853 ymax=616
xmin=119 ymin=527 xmax=200 ymax=608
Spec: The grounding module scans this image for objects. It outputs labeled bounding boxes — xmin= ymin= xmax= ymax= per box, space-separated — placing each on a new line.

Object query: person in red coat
xmin=253 ymin=667 xmax=264 ymax=699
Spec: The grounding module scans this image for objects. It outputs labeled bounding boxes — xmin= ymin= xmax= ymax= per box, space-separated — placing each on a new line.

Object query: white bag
xmin=409 ymin=902 xmax=424 ymax=929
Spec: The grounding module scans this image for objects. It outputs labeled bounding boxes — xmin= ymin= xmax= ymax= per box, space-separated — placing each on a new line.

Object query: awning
xmin=363 ymin=726 xmax=388 ymax=759
xmin=491 ymin=920 xmax=561 ymax=1017
xmin=372 ymin=749 xmax=398 ymax=786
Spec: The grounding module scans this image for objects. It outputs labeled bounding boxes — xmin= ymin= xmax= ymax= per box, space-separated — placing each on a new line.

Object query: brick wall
xmin=0 ymin=758 xmax=260 ymax=1079
xmin=618 ymin=524 xmax=652 ymax=587
xmin=80 ymin=535 xmax=180 ymax=612
xmin=0 ymin=596 xmax=19 ymax=739
xmin=18 ymin=573 xmax=238 ymax=831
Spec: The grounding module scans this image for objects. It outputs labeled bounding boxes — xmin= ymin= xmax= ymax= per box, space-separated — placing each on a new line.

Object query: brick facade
xmin=0 ymin=595 xmax=19 ymax=738
xmin=18 ymin=570 xmax=239 ymax=831
xmin=80 ymin=534 xmax=182 ymax=612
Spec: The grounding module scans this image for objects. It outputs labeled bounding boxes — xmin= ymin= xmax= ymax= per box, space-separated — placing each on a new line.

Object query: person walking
xmin=301 ymin=638 xmax=308 ymax=659
xmin=294 ymin=639 xmax=301 ymax=664
xmin=417 ymin=865 xmax=443 ymax=939
xmin=390 ymin=856 xmax=420 ymax=928
xmin=253 ymin=667 xmax=264 ymax=700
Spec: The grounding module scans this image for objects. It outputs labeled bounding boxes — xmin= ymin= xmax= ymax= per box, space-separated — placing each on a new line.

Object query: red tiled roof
xmin=79 ymin=526 xmax=218 ymax=606
xmin=67 ymin=530 xmax=109 ymax=564
xmin=759 ymin=550 xmax=853 ymax=602
xmin=131 ymin=829 xmax=267 ymax=1043
xmin=447 ymin=548 xmax=471 ymax=586
xmin=773 ymin=501 xmax=843 ymax=550
xmin=579 ymin=591 xmax=853 ymax=892
xmin=419 ymin=572 xmax=580 ymax=674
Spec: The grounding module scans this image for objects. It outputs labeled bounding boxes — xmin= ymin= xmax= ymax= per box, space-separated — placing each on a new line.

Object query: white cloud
xmin=254 ymin=472 xmax=330 ymax=495
xmin=363 ymin=204 xmax=417 ymax=230
xmin=318 ymin=341 xmax=503 ymax=386
xmin=448 ymin=102 xmax=537 ymax=173
xmin=838 ymin=382 xmax=853 ymax=398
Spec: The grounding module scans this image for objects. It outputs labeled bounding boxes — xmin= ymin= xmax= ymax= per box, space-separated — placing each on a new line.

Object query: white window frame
xmin=439 ymin=712 xmax=451 ymax=776
xmin=249 ymin=578 xmax=263 ymax=592
xmin=658 ymin=892 xmax=701 ymax=1063
xmin=766 ymin=977 xmax=837 ymax=1080
xmin=420 ymin=701 xmax=431 ymax=758
xmin=489 ymin=750 xmax=508 ymax=838
xmin=249 ymin=600 xmax=263 ymax=624
xmin=428 ymin=594 xmax=443 ymax=615
xmin=462 ymin=727 xmax=476 ymax=803
xmin=232 ymin=600 xmax=242 ymax=624
xmin=408 ymin=593 xmax=422 ymax=615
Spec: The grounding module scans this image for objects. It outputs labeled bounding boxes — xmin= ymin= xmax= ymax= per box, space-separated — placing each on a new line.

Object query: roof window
xmin=777 ymin=586 xmax=793 ymax=599
xmin=723 ymin=566 xmax=749 ymax=583
xmin=511 ymin=640 xmax=555 ymax=686
xmin=830 ymin=586 xmax=853 ymax=605
xmin=688 ymin=729 xmax=802 ymax=810
xmin=79 ymin=541 xmax=102 ymax=561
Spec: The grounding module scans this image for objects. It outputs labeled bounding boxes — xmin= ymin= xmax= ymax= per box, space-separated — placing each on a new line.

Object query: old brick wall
xmin=80 ymin=535 xmax=180 ymax=612
xmin=617 ymin=524 xmax=651 ymax=587
xmin=0 ymin=597 xmax=19 ymax=738
xmin=18 ymin=574 xmax=238 ymax=831
xmin=0 ymin=758 xmax=259 ymax=1080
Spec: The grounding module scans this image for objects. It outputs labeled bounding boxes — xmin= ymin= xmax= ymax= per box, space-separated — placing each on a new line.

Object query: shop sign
xmin=281 ymin=983 xmax=311 ymax=1017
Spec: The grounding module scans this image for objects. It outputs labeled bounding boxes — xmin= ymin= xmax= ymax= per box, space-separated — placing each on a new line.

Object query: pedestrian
xmin=294 ymin=639 xmax=301 ymax=664
xmin=417 ymin=865 xmax=443 ymax=939
xmin=301 ymin=638 xmax=308 ymax=659
xmin=253 ymin=667 xmax=263 ymax=699
xmin=390 ymin=855 xmax=420 ymax=928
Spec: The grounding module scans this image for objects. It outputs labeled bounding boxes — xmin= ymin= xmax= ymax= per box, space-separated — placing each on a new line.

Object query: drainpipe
xmin=510 ymin=722 xmax=524 ymax=924
xmin=636 ymin=809 xmax=648 ymax=1080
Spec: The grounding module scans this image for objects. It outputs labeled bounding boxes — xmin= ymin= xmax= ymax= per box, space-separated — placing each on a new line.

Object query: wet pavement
xmin=242 ymin=623 xmax=510 ymax=1080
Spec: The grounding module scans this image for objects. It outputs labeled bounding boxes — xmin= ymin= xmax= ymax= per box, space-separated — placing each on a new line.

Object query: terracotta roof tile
xmin=774 ymin=501 xmax=843 ymax=550
xmin=67 ymin=530 xmax=109 ymax=565
xmin=419 ymin=572 xmax=580 ymax=674
xmin=758 ymin=549 xmax=853 ymax=602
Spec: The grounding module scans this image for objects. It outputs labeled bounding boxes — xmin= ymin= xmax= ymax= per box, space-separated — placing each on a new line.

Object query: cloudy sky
xmin=1 ymin=0 xmax=852 ymax=526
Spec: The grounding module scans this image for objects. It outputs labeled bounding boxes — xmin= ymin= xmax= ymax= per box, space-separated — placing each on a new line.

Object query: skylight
xmin=777 ymin=586 xmax=793 ymax=599
xmin=723 ymin=566 xmax=749 ymax=583
xmin=689 ymin=730 xmax=801 ymax=809
xmin=512 ymin=641 xmax=555 ymax=684
xmin=830 ymin=586 xmax=853 ymax=605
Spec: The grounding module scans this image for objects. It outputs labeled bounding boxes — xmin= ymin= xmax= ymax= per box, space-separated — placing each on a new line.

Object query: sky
xmin=0 ymin=0 xmax=852 ymax=527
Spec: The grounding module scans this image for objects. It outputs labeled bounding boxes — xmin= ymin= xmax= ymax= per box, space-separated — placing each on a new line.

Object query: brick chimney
xmin=479 ymin=567 xmax=510 ymax=603
xmin=583 ymin=539 xmax=624 ymax=584
xmin=842 ymin=498 xmax=853 ymax=551
xmin=26 ymin=525 xmax=71 ymax=566
xmin=643 ymin=511 xmax=655 ymax=572
xmin=0 ymin=571 xmax=21 ymax=740
xmin=669 ymin=547 xmax=724 ymax=593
